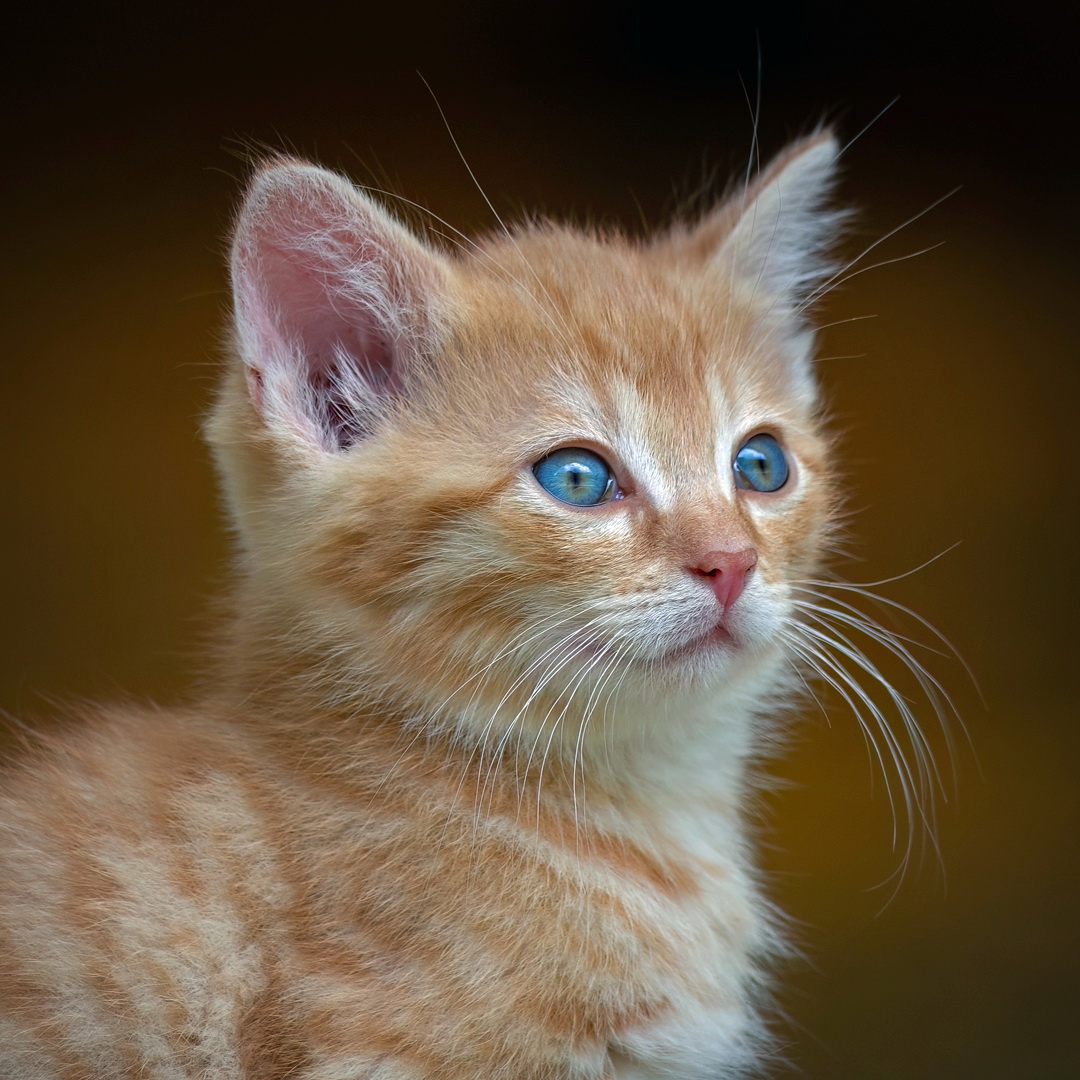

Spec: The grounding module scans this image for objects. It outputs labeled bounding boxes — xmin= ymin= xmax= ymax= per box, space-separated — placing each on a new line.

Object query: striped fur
xmin=1 ymin=134 xmax=842 ymax=1077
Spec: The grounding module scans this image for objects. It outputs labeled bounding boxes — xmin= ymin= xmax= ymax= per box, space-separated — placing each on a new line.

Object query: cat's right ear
xmin=230 ymin=160 xmax=448 ymax=452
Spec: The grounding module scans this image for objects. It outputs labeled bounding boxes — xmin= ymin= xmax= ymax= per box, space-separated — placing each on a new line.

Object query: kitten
xmin=2 ymin=132 xmax=846 ymax=1078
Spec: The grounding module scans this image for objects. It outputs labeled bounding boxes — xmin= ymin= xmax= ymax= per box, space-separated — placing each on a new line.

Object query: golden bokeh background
xmin=1 ymin=2 xmax=1075 ymax=1075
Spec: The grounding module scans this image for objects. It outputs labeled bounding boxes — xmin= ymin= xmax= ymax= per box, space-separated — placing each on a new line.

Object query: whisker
xmin=471 ymin=612 xmax=613 ymax=809
xmin=797 ymin=620 xmax=945 ymax=807
xmin=781 ymin=547 xmax=977 ymax=891
xmin=836 ymin=96 xmax=901 ymax=159
xmin=527 ymin=630 xmax=625 ymax=821
xmin=797 ymin=187 xmax=960 ymax=313
xmin=418 ymin=73 xmax=581 ymax=358
xmin=798 ymin=571 xmax=980 ymax=710
xmin=805 ymin=543 xmax=963 ymax=588
xmin=794 ymin=596 xmax=959 ymax=727
xmin=781 ymin=629 xmax=905 ymax=836
xmin=799 ymin=243 xmax=946 ymax=307
xmin=783 ymin=626 xmax=942 ymax=888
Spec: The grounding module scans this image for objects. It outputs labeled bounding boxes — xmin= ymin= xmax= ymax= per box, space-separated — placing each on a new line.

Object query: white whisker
xmin=797 ymin=187 xmax=960 ymax=313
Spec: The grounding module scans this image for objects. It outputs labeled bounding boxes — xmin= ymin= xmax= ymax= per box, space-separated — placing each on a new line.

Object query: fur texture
xmin=2 ymin=133 xmax=851 ymax=1078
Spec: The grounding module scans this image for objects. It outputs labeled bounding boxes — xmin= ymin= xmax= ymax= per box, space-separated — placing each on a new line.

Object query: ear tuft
xmin=230 ymin=159 xmax=447 ymax=452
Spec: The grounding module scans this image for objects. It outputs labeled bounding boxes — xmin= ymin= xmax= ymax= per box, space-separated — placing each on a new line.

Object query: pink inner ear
xmin=263 ymin=241 xmax=398 ymax=386
xmin=260 ymin=240 xmax=401 ymax=448
xmin=232 ymin=165 xmax=423 ymax=452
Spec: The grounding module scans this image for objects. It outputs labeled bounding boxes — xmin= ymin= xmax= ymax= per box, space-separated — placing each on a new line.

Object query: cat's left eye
xmin=733 ymin=434 xmax=790 ymax=493
xmin=533 ymin=447 xmax=617 ymax=506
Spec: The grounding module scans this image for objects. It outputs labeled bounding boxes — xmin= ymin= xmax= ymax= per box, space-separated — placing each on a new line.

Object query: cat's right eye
xmin=533 ymin=447 xmax=617 ymax=506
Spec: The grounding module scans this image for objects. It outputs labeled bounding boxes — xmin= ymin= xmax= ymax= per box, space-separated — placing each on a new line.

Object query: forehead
xmin=449 ymin=229 xmax=810 ymax=468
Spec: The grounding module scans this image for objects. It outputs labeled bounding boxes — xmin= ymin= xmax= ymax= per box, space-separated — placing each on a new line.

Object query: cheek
xmin=486 ymin=498 xmax=641 ymax=600
xmin=392 ymin=502 xmax=644 ymax=706
xmin=423 ymin=499 xmax=681 ymax=672
xmin=752 ymin=490 xmax=832 ymax=587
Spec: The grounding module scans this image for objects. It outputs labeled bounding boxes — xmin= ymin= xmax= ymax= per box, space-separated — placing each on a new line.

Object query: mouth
xmin=662 ymin=619 xmax=737 ymax=664
xmin=567 ymin=612 xmax=741 ymax=671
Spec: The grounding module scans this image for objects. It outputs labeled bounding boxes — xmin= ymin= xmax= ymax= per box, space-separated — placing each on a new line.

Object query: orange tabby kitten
xmin=2 ymin=133 xmax=843 ymax=1077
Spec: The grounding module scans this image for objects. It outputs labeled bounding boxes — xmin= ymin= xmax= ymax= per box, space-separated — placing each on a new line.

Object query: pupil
xmin=533 ymin=449 xmax=613 ymax=506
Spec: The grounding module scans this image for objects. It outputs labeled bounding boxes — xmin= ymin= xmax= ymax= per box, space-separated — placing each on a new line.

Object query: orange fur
xmin=2 ymin=133 xmax=844 ymax=1077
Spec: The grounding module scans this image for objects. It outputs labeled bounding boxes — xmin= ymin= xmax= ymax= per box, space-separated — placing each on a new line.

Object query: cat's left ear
xmin=683 ymin=131 xmax=842 ymax=307
xmin=715 ymin=132 xmax=841 ymax=305
xmin=671 ymin=131 xmax=843 ymax=400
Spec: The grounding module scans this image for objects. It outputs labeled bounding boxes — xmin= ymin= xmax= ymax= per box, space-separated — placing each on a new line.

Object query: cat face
xmin=211 ymin=136 xmax=839 ymax=760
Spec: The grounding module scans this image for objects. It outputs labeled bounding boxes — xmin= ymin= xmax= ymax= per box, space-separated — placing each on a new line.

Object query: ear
xmin=230 ymin=159 xmax=449 ymax=452
xmin=679 ymin=131 xmax=843 ymax=310
xmin=718 ymin=131 xmax=842 ymax=306
xmin=669 ymin=133 xmax=843 ymax=404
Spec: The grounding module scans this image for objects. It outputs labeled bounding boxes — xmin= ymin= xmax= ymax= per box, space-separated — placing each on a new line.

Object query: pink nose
xmin=690 ymin=547 xmax=757 ymax=609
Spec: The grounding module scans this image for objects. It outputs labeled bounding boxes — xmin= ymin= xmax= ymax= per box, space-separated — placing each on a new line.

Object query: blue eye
xmin=733 ymin=434 xmax=789 ymax=493
xmin=533 ymin=447 xmax=616 ymax=506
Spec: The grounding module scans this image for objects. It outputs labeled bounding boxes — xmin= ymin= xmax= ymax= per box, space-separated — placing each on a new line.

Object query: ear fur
xmin=716 ymin=131 xmax=842 ymax=307
xmin=230 ymin=160 xmax=448 ymax=452
xmin=664 ymin=132 xmax=843 ymax=404
xmin=673 ymin=131 xmax=842 ymax=309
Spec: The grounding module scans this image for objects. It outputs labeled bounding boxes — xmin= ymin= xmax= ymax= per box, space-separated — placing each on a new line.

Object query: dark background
xmin=2 ymin=2 xmax=1076 ymax=1076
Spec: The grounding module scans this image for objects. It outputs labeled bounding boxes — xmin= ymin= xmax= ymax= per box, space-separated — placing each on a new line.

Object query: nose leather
xmin=690 ymin=547 xmax=757 ymax=609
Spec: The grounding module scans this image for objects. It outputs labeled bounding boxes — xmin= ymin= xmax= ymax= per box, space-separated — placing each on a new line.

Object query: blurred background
xmin=1 ymin=1 xmax=1075 ymax=1075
